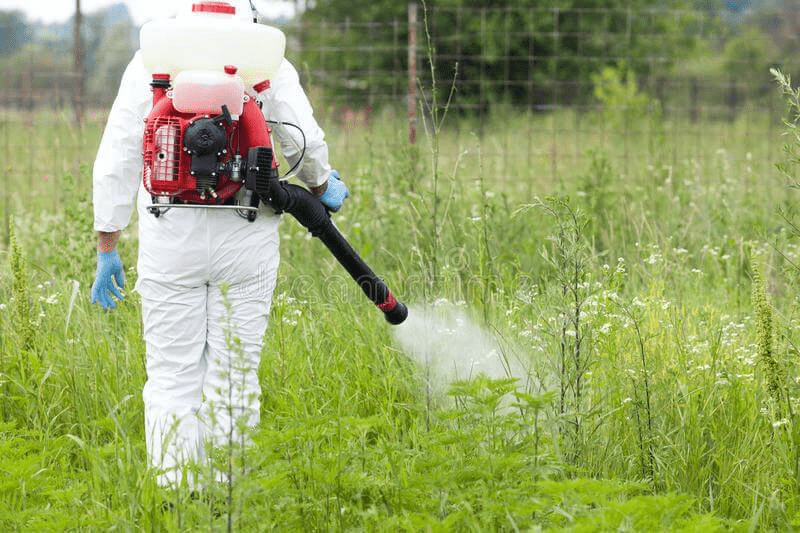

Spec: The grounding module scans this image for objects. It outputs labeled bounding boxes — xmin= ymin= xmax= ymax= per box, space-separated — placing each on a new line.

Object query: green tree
xmin=0 ymin=11 xmax=32 ymax=57
xmin=87 ymin=21 xmax=136 ymax=102
xmin=0 ymin=42 xmax=72 ymax=92
xmin=300 ymin=0 xmax=406 ymax=22
xmin=295 ymin=1 xmax=409 ymax=109
xmin=722 ymin=25 xmax=776 ymax=79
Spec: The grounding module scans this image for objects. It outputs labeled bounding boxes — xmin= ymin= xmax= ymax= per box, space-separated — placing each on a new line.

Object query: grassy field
xmin=1 ymin=99 xmax=799 ymax=531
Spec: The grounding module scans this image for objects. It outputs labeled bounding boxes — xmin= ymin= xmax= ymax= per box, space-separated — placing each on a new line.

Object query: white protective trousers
xmin=137 ymin=189 xmax=280 ymax=486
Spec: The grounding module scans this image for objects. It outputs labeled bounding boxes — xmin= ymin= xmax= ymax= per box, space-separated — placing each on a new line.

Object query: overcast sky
xmin=0 ymin=0 xmax=297 ymax=25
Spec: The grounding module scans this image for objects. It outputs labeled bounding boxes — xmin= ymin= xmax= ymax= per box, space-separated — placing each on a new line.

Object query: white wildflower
xmin=773 ymin=419 xmax=790 ymax=429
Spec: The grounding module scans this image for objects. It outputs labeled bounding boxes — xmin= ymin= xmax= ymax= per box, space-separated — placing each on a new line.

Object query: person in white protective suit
xmin=90 ymin=0 xmax=349 ymax=486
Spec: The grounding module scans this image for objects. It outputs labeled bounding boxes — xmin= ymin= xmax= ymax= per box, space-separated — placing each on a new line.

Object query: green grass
xmin=1 ymin=103 xmax=798 ymax=531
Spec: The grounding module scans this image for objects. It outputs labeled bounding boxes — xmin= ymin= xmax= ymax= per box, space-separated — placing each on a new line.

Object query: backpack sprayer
xmin=138 ymin=1 xmax=407 ymax=324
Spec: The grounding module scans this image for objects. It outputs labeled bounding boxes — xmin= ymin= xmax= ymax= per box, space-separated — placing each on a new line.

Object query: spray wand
xmin=246 ymin=146 xmax=408 ymax=325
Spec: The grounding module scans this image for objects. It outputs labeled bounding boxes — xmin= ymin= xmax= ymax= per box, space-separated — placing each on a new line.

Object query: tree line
xmin=296 ymin=0 xmax=800 ymax=112
xmin=0 ymin=5 xmax=136 ymax=108
xmin=0 ymin=0 xmax=797 ymax=111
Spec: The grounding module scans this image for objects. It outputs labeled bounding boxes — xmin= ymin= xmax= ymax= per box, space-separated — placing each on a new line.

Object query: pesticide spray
xmin=392 ymin=302 xmax=533 ymax=397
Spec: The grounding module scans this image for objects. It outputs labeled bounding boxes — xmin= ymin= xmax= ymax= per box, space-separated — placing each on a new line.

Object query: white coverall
xmin=93 ymin=39 xmax=334 ymax=484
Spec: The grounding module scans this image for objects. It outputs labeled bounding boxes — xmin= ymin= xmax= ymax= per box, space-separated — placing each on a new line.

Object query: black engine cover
xmin=184 ymin=118 xmax=227 ymax=189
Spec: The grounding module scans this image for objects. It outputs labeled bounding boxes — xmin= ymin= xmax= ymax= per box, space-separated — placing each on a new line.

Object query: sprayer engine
xmin=142 ymin=69 xmax=274 ymax=215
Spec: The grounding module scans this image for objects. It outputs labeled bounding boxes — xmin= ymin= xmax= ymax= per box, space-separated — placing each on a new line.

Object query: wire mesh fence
xmin=285 ymin=7 xmax=794 ymax=112
xmin=1 ymin=4 xmax=798 ymax=194
xmin=283 ymin=5 xmax=796 ymax=186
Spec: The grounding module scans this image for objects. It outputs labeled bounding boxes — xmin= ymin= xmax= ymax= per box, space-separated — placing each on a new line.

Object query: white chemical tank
xmin=139 ymin=1 xmax=286 ymax=89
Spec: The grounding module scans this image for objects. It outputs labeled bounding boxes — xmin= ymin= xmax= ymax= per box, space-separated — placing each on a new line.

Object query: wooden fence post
xmin=73 ymin=0 xmax=85 ymax=128
xmin=408 ymin=2 xmax=418 ymax=146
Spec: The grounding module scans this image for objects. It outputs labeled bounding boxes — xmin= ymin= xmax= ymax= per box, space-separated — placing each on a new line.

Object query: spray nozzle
xmin=378 ymin=292 xmax=408 ymax=325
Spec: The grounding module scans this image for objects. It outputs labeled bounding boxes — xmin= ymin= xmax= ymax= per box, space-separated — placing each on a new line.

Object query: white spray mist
xmin=392 ymin=302 xmax=529 ymax=396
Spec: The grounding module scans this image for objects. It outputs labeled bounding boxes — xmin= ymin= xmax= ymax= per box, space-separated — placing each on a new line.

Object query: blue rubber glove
xmin=91 ymin=250 xmax=125 ymax=310
xmin=318 ymin=171 xmax=349 ymax=212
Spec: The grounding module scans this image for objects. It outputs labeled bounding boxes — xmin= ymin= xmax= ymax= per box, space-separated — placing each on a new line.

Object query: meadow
xmin=1 ymin=92 xmax=800 ymax=531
